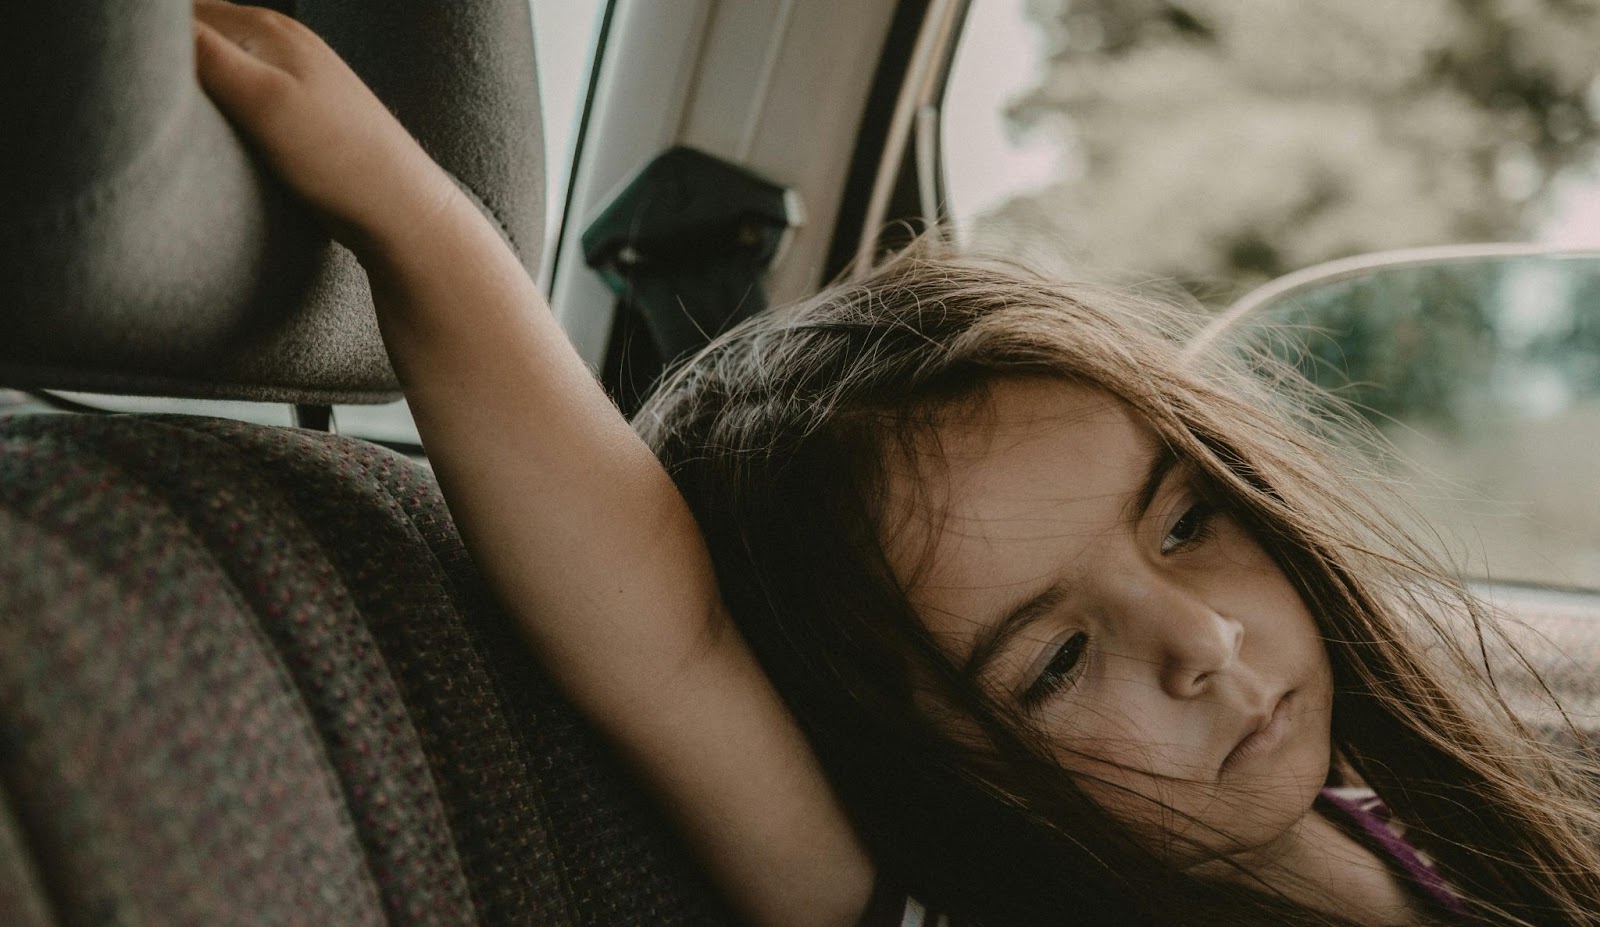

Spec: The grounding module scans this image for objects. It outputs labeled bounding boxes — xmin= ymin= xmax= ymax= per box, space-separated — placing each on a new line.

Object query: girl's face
xmin=884 ymin=377 xmax=1334 ymax=863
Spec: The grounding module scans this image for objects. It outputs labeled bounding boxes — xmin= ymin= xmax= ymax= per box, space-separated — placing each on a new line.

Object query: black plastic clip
xmin=582 ymin=146 xmax=802 ymax=368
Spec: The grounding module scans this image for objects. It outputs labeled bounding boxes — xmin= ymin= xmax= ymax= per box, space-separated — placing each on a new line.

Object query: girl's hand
xmin=193 ymin=0 xmax=460 ymax=259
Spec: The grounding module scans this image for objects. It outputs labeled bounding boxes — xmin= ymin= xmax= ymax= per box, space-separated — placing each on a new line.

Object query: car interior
xmin=4 ymin=1 xmax=1599 ymax=923
xmin=1 ymin=0 xmax=748 ymax=922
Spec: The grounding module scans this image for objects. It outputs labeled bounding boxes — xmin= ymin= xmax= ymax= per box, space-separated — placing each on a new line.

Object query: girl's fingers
xmin=193 ymin=18 xmax=289 ymax=114
xmin=193 ymin=18 xmax=263 ymax=73
xmin=192 ymin=0 xmax=270 ymax=51
xmin=190 ymin=0 xmax=446 ymax=234
xmin=192 ymin=0 xmax=319 ymax=75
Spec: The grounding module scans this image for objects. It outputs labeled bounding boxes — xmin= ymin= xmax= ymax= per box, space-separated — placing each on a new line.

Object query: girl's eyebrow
xmin=959 ymin=583 xmax=1069 ymax=679
xmin=960 ymin=441 xmax=1178 ymax=679
xmin=1131 ymin=443 xmax=1181 ymax=522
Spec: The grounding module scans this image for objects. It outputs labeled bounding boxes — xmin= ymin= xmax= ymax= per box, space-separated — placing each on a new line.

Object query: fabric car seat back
xmin=0 ymin=414 xmax=733 ymax=925
xmin=0 ymin=1 xmax=735 ymax=923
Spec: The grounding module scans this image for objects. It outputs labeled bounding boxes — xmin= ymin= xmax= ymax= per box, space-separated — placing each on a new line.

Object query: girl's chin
xmin=1084 ymin=768 xmax=1327 ymax=865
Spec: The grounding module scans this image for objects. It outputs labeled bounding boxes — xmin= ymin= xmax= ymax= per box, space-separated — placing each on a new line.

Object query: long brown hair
xmin=634 ymin=244 xmax=1600 ymax=925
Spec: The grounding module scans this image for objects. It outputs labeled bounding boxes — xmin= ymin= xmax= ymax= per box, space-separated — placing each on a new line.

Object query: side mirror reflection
xmin=1203 ymin=246 xmax=1600 ymax=591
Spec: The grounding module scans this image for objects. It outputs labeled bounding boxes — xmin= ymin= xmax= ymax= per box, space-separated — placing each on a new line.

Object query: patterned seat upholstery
xmin=0 ymin=413 xmax=734 ymax=925
xmin=2 ymin=0 xmax=740 ymax=918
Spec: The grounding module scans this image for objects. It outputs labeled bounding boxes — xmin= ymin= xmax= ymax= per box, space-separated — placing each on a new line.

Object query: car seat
xmin=0 ymin=2 xmax=734 ymax=923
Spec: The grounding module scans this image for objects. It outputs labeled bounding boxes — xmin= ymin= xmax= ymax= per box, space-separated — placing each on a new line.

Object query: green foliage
xmin=1247 ymin=257 xmax=1600 ymax=434
xmin=975 ymin=0 xmax=1600 ymax=303
xmin=1259 ymin=264 xmax=1504 ymax=431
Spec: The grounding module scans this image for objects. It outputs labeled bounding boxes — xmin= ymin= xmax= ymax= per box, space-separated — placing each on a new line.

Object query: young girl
xmin=192 ymin=4 xmax=1600 ymax=924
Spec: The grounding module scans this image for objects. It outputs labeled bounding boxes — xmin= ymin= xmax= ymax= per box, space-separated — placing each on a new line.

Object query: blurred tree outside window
xmin=950 ymin=0 xmax=1600 ymax=300
xmin=942 ymin=0 xmax=1600 ymax=588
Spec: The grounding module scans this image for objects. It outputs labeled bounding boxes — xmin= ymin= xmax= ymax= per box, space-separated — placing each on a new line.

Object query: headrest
xmin=0 ymin=1 xmax=544 ymax=404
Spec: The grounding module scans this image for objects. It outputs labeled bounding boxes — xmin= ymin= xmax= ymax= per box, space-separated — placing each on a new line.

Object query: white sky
xmin=530 ymin=0 xmax=606 ymax=243
xmin=1540 ymin=170 xmax=1600 ymax=247
xmin=941 ymin=0 xmax=1059 ymax=233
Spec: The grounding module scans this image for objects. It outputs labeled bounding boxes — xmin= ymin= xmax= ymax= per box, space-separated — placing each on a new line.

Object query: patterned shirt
xmin=861 ymin=788 xmax=1465 ymax=926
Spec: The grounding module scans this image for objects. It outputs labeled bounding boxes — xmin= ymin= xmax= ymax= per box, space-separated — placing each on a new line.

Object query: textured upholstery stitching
xmin=140 ymin=416 xmax=478 ymax=922
xmin=2 ymin=413 xmax=738 ymax=924
xmin=0 ymin=419 xmax=391 ymax=923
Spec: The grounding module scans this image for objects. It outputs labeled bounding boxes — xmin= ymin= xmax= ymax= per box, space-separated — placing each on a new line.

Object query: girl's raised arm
xmin=192 ymin=5 xmax=874 ymax=925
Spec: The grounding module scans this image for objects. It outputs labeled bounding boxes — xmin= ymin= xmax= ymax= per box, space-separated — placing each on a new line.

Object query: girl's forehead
xmin=878 ymin=376 xmax=1160 ymax=594
xmin=926 ymin=377 xmax=1138 ymax=462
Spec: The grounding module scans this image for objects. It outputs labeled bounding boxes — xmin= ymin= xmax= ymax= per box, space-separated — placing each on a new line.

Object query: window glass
xmin=530 ymin=0 xmax=608 ymax=251
xmin=941 ymin=0 xmax=1600 ymax=589
xmin=1238 ymin=255 xmax=1600 ymax=590
xmin=942 ymin=0 xmax=1057 ymax=250
xmin=944 ymin=0 xmax=1600 ymax=300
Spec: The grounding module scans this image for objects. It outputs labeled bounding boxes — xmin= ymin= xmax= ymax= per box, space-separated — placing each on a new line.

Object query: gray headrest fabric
xmin=0 ymin=0 xmax=544 ymax=403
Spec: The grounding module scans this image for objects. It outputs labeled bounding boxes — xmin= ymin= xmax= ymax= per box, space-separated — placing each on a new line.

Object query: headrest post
xmin=294 ymin=405 xmax=336 ymax=434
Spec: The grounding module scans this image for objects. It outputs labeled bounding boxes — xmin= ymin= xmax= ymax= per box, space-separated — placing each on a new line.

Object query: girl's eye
xmin=1161 ymin=500 xmax=1216 ymax=554
xmin=1021 ymin=632 xmax=1088 ymax=706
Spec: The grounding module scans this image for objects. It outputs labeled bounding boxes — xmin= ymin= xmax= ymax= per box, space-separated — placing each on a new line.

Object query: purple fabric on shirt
xmin=864 ymin=789 xmax=1470 ymax=926
xmin=1316 ymin=788 xmax=1468 ymax=919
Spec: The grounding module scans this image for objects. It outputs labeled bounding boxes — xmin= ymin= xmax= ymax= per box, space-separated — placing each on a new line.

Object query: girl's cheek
xmin=1062 ymin=760 xmax=1224 ymax=858
xmin=1040 ymin=699 xmax=1163 ymax=774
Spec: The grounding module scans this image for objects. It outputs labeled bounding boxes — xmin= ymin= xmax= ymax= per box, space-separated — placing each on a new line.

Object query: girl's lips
xmin=1220 ymin=691 xmax=1293 ymax=775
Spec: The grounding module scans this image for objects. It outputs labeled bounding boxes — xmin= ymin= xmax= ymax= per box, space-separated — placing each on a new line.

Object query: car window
xmin=1229 ymin=252 xmax=1600 ymax=591
xmin=939 ymin=0 xmax=1600 ymax=590
xmin=45 ymin=1 xmax=610 ymax=447
xmin=943 ymin=0 xmax=1600 ymax=299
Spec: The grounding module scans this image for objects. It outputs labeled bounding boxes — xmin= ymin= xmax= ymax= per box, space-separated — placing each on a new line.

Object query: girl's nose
xmin=1153 ymin=599 xmax=1243 ymax=700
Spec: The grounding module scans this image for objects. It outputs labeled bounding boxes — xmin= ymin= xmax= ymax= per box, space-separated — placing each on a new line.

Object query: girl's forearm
xmin=360 ymin=196 xmax=726 ymax=707
xmin=192 ymin=6 xmax=874 ymax=919
xmin=358 ymin=198 xmax=877 ymax=927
